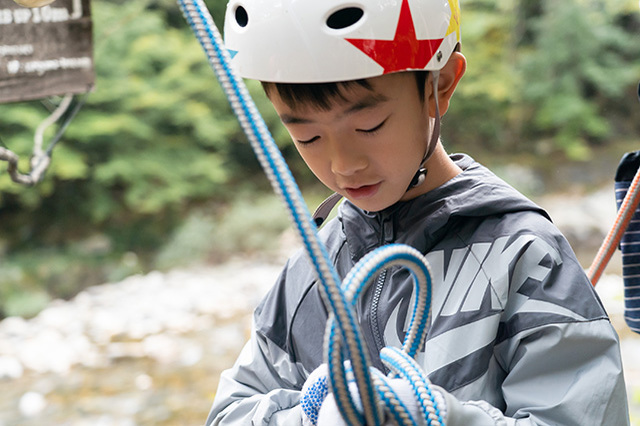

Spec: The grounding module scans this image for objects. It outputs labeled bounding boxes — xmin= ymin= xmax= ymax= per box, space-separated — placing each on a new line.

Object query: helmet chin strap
xmin=408 ymin=70 xmax=441 ymax=190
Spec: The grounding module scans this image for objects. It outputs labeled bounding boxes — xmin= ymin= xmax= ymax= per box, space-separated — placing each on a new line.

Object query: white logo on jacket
xmin=383 ymin=235 xmax=576 ymax=374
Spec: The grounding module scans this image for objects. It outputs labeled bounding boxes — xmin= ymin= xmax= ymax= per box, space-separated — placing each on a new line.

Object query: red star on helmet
xmin=346 ymin=0 xmax=444 ymax=74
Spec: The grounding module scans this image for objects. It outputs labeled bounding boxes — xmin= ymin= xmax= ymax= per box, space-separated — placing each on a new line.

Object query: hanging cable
xmin=44 ymin=92 xmax=90 ymax=156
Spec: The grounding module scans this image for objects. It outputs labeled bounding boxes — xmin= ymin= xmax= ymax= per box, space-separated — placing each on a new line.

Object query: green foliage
xmin=0 ymin=0 xmax=639 ymax=318
xmin=154 ymin=193 xmax=291 ymax=269
xmin=518 ymin=0 xmax=639 ymax=160
xmin=77 ymin=1 xmax=232 ymax=218
xmin=0 ymin=240 xmax=144 ymax=318
xmin=0 ymin=0 xmax=632 ymax=226
xmin=0 ymin=0 xmax=290 ymax=245
xmin=445 ymin=0 xmax=640 ymax=160
xmin=444 ymin=0 xmax=518 ymax=153
xmin=2 ymin=289 xmax=50 ymax=319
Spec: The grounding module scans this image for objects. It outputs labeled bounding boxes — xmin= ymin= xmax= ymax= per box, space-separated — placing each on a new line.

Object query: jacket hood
xmin=338 ymin=154 xmax=549 ymax=262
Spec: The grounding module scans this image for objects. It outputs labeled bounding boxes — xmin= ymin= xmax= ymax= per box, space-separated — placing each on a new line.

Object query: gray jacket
xmin=207 ymin=154 xmax=629 ymax=425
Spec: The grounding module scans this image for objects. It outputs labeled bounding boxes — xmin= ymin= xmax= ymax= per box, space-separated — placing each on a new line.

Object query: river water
xmin=1 ymin=186 xmax=639 ymax=425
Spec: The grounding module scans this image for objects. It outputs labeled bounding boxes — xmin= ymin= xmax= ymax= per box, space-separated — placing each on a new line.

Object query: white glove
xmin=317 ymin=375 xmax=422 ymax=426
xmin=300 ymin=363 xmax=446 ymax=426
xmin=300 ymin=364 xmax=330 ymax=426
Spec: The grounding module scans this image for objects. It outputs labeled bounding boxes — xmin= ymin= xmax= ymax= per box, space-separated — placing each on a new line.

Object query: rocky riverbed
xmin=1 ymin=186 xmax=639 ymax=425
xmin=0 ymin=262 xmax=282 ymax=425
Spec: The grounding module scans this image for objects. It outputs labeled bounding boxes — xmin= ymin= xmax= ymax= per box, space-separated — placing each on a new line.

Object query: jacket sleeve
xmin=205 ymin=248 xmax=327 ymax=426
xmin=438 ymin=318 xmax=629 ymax=425
xmin=205 ymin=321 xmax=306 ymax=426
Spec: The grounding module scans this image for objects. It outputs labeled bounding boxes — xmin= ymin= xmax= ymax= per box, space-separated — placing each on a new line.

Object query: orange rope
xmin=588 ymin=166 xmax=640 ymax=286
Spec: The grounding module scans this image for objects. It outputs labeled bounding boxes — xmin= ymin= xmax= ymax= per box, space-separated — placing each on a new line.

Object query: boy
xmin=207 ymin=0 xmax=629 ymax=424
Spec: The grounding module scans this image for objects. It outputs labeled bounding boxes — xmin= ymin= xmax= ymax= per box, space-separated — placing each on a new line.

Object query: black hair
xmin=261 ymin=71 xmax=429 ymax=111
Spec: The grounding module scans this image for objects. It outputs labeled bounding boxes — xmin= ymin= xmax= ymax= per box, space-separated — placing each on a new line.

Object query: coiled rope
xmin=177 ymin=0 xmax=444 ymax=424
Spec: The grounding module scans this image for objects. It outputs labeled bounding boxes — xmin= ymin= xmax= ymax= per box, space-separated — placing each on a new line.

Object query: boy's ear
xmin=428 ymin=51 xmax=466 ymax=117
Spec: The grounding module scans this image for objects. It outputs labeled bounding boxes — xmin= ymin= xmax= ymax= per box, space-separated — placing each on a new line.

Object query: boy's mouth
xmin=344 ymin=183 xmax=381 ymax=199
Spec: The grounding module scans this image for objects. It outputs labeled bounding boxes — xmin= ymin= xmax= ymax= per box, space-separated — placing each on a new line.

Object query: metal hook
xmin=0 ymin=94 xmax=76 ymax=186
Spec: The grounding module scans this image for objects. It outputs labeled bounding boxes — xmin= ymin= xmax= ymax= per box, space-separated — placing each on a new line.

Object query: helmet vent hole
xmin=235 ymin=6 xmax=248 ymax=27
xmin=326 ymin=7 xmax=364 ymax=30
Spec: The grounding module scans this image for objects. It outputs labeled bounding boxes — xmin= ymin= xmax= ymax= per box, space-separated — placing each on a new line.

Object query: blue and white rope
xmin=371 ymin=369 xmax=420 ymax=426
xmin=381 ymin=347 xmax=446 ymax=426
xmin=324 ymin=244 xmax=436 ymax=424
xmin=178 ymin=1 xmax=444 ymax=424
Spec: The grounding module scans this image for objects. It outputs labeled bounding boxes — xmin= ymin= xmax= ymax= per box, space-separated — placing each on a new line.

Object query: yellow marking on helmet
xmin=446 ymin=0 xmax=461 ymax=41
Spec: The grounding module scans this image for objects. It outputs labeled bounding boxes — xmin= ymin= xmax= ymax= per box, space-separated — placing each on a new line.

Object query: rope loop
xmin=326 ymin=244 xmax=440 ymax=425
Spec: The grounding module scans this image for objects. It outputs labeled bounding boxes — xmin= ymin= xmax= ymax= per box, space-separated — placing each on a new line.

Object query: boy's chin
xmin=346 ymin=197 xmax=394 ymax=213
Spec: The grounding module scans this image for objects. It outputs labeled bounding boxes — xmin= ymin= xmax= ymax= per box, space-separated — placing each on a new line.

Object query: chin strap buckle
xmin=408 ymin=167 xmax=428 ymax=190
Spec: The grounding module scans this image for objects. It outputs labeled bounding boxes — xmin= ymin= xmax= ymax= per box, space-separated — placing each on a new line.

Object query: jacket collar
xmin=338 ymin=154 xmax=548 ymax=262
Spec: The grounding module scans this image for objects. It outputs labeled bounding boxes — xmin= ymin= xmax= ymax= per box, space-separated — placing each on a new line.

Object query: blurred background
xmin=0 ymin=0 xmax=639 ymax=424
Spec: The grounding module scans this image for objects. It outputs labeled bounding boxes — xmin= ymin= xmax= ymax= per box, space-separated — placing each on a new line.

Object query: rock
xmin=0 ymin=249 xmax=638 ymax=424
xmin=18 ymin=391 xmax=46 ymax=418
xmin=135 ymin=373 xmax=153 ymax=391
xmin=0 ymin=260 xmax=279 ymax=378
xmin=536 ymin=186 xmax=616 ymax=251
xmin=0 ymin=356 xmax=23 ymax=380
xmin=594 ymin=274 xmax=624 ymax=317
xmin=180 ymin=342 xmax=204 ymax=367
xmin=142 ymin=334 xmax=179 ymax=364
xmin=107 ymin=342 xmax=145 ymax=361
xmin=0 ymin=316 xmax=29 ymax=337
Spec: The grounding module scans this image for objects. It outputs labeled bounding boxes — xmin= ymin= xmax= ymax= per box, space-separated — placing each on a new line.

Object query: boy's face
xmin=270 ymin=72 xmax=432 ymax=212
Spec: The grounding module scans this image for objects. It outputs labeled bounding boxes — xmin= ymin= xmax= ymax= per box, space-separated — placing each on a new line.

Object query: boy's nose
xmin=329 ymin=140 xmax=367 ymax=177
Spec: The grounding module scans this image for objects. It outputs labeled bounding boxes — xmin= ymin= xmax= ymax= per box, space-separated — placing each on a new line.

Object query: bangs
xmin=261 ymin=72 xmax=428 ymax=110
xmin=261 ymin=79 xmax=373 ymax=111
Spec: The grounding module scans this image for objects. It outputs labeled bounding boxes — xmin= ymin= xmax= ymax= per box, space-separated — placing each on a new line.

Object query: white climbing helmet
xmin=223 ymin=0 xmax=461 ymax=83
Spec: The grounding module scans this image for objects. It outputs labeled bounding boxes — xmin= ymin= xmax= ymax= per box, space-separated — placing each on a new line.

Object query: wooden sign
xmin=0 ymin=0 xmax=94 ymax=103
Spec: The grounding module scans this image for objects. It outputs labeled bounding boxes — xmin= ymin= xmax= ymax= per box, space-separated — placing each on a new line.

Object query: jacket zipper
xmin=370 ymin=212 xmax=392 ymax=353
xmin=370 ymin=269 xmax=388 ymax=352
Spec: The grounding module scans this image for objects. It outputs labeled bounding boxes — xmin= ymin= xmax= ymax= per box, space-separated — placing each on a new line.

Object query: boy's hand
xmin=300 ymin=363 xmax=445 ymax=426
xmin=316 ymin=375 xmax=423 ymax=426
xmin=300 ymin=364 xmax=330 ymax=426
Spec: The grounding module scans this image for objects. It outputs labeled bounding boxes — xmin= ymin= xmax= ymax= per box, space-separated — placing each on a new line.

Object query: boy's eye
xmin=357 ymin=117 xmax=388 ymax=134
xmin=296 ymin=135 xmax=320 ymax=145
